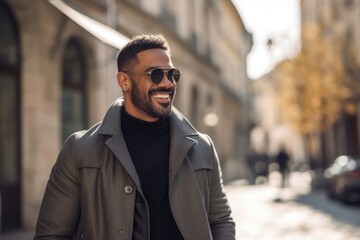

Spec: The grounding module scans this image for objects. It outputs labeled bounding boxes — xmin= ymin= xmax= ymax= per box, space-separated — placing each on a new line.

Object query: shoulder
xmin=187 ymin=132 xmax=218 ymax=171
xmin=63 ymin=122 xmax=102 ymax=148
xmin=56 ymin=98 xmax=124 ymax=169
xmin=60 ymin=122 xmax=104 ymax=168
xmin=170 ymin=107 xmax=216 ymax=157
xmin=191 ymin=133 xmax=214 ymax=153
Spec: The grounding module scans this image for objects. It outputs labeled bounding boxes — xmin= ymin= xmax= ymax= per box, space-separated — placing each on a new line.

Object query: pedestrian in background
xmin=34 ymin=34 xmax=235 ymax=240
xmin=276 ymin=147 xmax=290 ymax=188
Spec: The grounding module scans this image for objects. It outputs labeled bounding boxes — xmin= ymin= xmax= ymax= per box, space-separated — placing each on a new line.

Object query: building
xmin=300 ymin=0 xmax=360 ymax=168
xmin=0 ymin=0 xmax=252 ymax=233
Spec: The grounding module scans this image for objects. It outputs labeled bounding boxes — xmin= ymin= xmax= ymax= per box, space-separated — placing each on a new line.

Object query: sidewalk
xmin=225 ymin=171 xmax=360 ymax=240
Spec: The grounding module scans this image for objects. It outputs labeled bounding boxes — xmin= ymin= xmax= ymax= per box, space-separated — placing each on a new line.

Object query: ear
xmin=117 ymin=72 xmax=130 ymax=92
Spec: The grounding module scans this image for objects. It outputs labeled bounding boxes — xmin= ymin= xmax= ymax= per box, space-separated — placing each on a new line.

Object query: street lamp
xmin=203 ymin=112 xmax=219 ymax=127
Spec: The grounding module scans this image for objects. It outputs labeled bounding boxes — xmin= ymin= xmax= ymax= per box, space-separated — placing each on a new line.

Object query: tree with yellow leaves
xmin=275 ymin=23 xmax=359 ymax=170
xmin=276 ymin=24 xmax=357 ymax=134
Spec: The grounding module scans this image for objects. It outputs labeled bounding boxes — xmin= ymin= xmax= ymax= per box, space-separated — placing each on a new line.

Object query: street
xmin=225 ymin=171 xmax=360 ymax=240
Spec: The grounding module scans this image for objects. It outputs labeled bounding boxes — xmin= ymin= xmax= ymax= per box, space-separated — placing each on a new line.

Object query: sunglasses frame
xmin=121 ymin=67 xmax=181 ymax=85
xmin=144 ymin=67 xmax=181 ymax=84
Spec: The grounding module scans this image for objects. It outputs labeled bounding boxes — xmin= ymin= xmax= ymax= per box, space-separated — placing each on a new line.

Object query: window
xmin=161 ymin=0 xmax=177 ymax=31
xmin=187 ymin=1 xmax=196 ymax=48
xmin=344 ymin=0 xmax=353 ymax=7
xmin=125 ymin=0 xmax=140 ymax=7
xmin=61 ymin=38 xmax=87 ymax=143
xmin=90 ymin=0 xmax=106 ymax=7
xmin=0 ymin=0 xmax=21 ymax=230
xmin=190 ymin=86 xmax=199 ymax=127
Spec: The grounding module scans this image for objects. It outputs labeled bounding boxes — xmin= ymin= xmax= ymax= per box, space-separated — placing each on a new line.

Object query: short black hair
xmin=116 ymin=34 xmax=170 ymax=71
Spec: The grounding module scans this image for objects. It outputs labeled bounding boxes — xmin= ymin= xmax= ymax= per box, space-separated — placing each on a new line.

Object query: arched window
xmin=0 ymin=1 xmax=21 ymax=231
xmin=61 ymin=38 xmax=87 ymax=143
xmin=161 ymin=0 xmax=177 ymax=31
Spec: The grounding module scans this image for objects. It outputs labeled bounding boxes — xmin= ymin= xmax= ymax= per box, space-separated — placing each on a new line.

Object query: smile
xmin=152 ymin=93 xmax=171 ymax=99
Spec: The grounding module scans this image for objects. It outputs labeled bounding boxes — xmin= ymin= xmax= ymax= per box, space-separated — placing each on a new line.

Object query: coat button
xmin=124 ymin=186 xmax=133 ymax=194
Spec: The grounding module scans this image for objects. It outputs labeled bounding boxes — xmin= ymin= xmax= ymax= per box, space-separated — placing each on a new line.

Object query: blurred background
xmin=0 ymin=0 xmax=359 ymax=239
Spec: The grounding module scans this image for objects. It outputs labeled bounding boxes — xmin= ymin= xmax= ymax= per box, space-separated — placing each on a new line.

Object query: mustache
xmin=149 ymin=88 xmax=175 ymax=94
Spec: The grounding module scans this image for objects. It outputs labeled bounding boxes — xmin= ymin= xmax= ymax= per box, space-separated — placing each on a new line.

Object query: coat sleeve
xmin=206 ymin=135 xmax=236 ymax=240
xmin=34 ymin=134 xmax=81 ymax=239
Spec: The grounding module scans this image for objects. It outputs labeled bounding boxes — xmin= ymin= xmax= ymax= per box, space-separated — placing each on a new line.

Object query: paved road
xmin=225 ymin=171 xmax=360 ymax=240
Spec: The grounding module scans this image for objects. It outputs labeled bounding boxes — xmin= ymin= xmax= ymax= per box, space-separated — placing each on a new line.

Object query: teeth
xmin=154 ymin=94 xmax=169 ymax=99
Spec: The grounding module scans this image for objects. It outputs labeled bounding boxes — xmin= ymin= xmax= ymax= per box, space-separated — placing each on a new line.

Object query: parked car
xmin=324 ymin=155 xmax=360 ymax=203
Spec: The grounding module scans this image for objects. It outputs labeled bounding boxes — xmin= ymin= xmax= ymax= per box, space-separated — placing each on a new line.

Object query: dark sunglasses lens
xmin=168 ymin=69 xmax=180 ymax=83
xmin=150 ymin=68 xmax=164 ymax=84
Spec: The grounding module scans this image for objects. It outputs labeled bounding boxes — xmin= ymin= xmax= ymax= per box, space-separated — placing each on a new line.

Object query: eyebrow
xmin=144 ymin=66 xmax=157 ymax=72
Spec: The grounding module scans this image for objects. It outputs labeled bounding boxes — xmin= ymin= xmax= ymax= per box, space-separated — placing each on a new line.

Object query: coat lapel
xmin=168 ymin=107 xmax=199 ymax=174
xmin=105 ymin=136 xmax=142 ymax=191
xmin=98 ymin=98 xmax=142 ymax=192
xmin=169 ymin=109 xmax=212 ymax=239
xmin=168 ymin=125 xmax=197 ymax=175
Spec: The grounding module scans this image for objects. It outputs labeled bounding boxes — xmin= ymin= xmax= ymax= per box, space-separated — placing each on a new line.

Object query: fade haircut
xmin=116 ymin=34 xmax=170 ymax=71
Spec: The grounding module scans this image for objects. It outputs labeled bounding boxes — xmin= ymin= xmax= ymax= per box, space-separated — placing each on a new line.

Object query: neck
xmin=121 ymin=106 xmax=169 ymax=138
xmin=123 ymin=98 xmax=160 ymax=122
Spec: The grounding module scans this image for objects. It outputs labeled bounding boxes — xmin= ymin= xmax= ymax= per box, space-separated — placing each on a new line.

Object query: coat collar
xmin=98 ymin=98 xmax=199 ymax=137
xmin=98 ymin=98 xmax=199 ymax=189
xmin=168 ymin=107 xmax=199 ymax=174
xmin=98 ymin=98 xmax=142 ymax=190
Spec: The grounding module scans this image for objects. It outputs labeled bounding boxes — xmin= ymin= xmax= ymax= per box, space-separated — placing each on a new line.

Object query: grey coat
xmin=35 ymin=98 xmax=235 ymax=240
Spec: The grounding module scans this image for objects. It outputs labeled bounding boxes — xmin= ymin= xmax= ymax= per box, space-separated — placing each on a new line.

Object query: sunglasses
xmin=123 ymin=68 xmax=181 ymax=84
xmin=145 ymin=67 xmax=181 ymax=84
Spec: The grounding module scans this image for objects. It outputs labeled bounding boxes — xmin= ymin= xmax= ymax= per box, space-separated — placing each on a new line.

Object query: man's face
xmin=124 ymin=48 xmax=177 ymax=122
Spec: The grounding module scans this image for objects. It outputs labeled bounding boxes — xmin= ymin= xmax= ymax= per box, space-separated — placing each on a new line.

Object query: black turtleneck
xmin=121 ymin=107 xmax=183 ymax=240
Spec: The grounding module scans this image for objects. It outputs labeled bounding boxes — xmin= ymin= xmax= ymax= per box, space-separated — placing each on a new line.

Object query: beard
xmin=130 ymin=79 xmax=176 ymax=119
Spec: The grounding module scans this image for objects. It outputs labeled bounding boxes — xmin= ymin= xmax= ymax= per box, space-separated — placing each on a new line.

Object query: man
xmin=276 ymin=147 xmax=290 ymax=188
xmin=35 ymin=34 xmax=235 ymax=240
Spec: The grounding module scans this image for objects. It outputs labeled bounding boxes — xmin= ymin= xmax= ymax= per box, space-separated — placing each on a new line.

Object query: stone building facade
xmin=0 ymin=0 xmax=252 ymax=232
xmin=300 ymin=0 xmax=360 ymax=167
